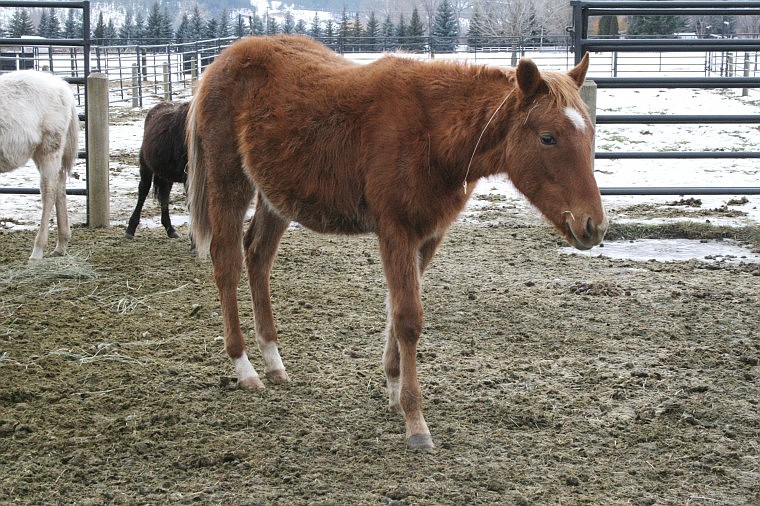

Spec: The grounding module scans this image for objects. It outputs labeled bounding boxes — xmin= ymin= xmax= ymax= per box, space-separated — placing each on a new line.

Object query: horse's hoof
xmin=168 ymin=230 xmax=180 ymax=239
xmin=407 ymin=434 xmax=434 ymax=450
xmin=266 ymin=369 xmax=290 ymax=384
xmin=50 ymin=250 xmax=64 ymax=257
xmin=125 ymin=232 xmax=135 ymax=239
xmin=238 ymin=375 xmax=266 ymax=389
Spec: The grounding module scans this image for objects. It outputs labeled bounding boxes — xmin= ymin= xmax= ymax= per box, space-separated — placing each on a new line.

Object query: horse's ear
xmin=568 ymin=53 xmax=589 ymax=88
xmin=516 ymin=58 xmax=542 ymax=98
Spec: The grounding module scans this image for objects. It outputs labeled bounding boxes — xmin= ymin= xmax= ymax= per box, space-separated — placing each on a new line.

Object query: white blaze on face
xmin=564 ymin=107 xmax=587 ymax=131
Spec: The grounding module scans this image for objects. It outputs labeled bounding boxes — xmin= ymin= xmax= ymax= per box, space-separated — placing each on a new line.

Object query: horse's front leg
xmin=379 ymin=234 xmax=432 ymax=449
xmin=243 ymin=200 xmax=291 ymax=384
xmin=384 ymin=234 xmax=444 ymax=414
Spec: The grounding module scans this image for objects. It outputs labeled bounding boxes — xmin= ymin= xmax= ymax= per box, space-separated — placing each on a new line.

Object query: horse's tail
xmin=186 ymin=98 xmax=211 ymax=259
xmin=62 ymin=102 xmax=79 ymax=176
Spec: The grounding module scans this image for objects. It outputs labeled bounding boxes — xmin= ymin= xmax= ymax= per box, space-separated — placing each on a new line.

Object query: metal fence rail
xmin=571 ymin=0 xmax=760 ymax=196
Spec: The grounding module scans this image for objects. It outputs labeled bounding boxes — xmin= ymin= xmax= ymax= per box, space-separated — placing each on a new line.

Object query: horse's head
xmin=504 ymin=54 xmax=607 ymax=250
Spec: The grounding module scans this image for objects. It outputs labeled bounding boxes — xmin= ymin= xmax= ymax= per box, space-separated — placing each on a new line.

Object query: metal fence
xmin=571 ymin=0 xmax=760 ymax=196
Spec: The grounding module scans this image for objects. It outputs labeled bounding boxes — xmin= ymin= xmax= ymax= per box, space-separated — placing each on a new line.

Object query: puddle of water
xmin=562 ymin=238 xmax=760 ymax=264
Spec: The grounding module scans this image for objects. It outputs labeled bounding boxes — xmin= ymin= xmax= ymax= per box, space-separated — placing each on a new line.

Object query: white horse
xmin=0 ymin=70 xmax=80 ymax=261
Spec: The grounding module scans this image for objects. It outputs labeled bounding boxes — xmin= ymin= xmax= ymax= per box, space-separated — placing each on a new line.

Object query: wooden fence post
xmin=191 ymin=56 xmax=198 ymax=94
xmin=580 ymin=79 xmax=597 ymax=169
xmin=163 ymin=62 xmax=171 ymax=101
xmin=87 ymin=73 xmax=110 ymax=228
xmin=131 ymin=64 xmax=139 ymax=108
xmin=743 ymin=53 xmax=750 ymax=97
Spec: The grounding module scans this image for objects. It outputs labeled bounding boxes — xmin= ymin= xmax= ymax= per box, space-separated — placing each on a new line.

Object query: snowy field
xmin=1 ymin=50 xmax=759 ymax=263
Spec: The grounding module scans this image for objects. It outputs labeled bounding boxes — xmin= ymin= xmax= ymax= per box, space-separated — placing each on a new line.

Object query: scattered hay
xmin=0 ymin=254 xmax=98 ymax=288
xmin=49 ymin=343 xmax=144 ymax=366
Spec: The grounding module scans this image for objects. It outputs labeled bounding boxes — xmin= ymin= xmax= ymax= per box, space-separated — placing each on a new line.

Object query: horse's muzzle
xmin=564 ymin=212 xmax=608 ymax=250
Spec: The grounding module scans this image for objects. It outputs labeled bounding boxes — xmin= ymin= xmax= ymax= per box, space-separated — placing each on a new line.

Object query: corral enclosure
xmin=1 ymin=38 xmax=760 ymax=504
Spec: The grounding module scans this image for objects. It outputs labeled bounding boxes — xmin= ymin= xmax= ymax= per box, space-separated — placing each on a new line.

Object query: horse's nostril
xmin=586 ymin=217 xmax=595 ymax=237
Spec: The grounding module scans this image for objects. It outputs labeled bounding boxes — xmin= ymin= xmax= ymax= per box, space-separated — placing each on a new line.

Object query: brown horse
xmin=187 ymin=35 xmax=607 ymax=449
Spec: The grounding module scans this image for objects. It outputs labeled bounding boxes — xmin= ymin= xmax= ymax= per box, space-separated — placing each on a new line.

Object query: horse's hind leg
xmin=243 ymin=199 xmax=290 ymax=384
xmin=379 ymin=233 xmax=433 ymax=449
xmin=208 ymin=181 xmax=260 ymax=388
xmin=29 ymin=157 xmax=60 ymax=261
xmin=156 ymin=178 xmax=179 ymax=238
xmin=125 ymin=161 xmax=152 ymax=238
xmin=51 ymin=167 xmax=71 ymax=256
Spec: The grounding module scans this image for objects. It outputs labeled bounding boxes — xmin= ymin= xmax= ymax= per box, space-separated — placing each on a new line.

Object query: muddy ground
xmin=1 ymin=210 xmax=758 ymax=505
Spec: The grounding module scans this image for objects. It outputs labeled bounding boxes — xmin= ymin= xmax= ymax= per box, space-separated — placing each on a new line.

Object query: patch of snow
xmin=561 ymin=238 xmax=760 ymax=264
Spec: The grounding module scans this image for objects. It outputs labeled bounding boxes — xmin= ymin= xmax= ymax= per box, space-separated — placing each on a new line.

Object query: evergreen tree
xmin=324 ymin=19 xmax=336 ymax=48
xmin=397 ymin=14 xmax=408 ymax=49
xmin=146 ymin=2 xmax=163 ymax=44
xmin=627 ymin=15 xmax=683 ymax=37
xmin=206 ymin=18 xmax=218 ymax=38
xmin=467 ymin=5 xmax=484 ymax=50
xmin=9 ymin=9 xmax=35 ymax=38
xmin=295 ymin=20 xmax=307 ymax=34
xmin=105 ymin=18 xmax=118 ymax=44
xmin=283 ymin=11 xmax=295 ymax=34
xmin=309 ymin=13 xmax=322 ymax=39
xmin=176 ymin=13 xmax=190 ymax=43
xmin=381 ymin=14 xmax=395 ymax=51
xmin=266 ymin=17 xmax=279 ymax=35
xmin=218 ymin=9 xmax=230 ymax=37
xmin=189 ymin=5 xmax=205 ymax=40
xmin=338 ymin=8 xmax=350 ymax=52
xmin=432 ymin=0 xmax=458 ymax=53
xmin=352 ymin=12 xmax=363 ymax=51
xmin=93 ymin=11 xmax=106 ymax=43
xmin=37 ymin=10 xmax=49 ymax=37
xmin=64 ymin=10 xmax=81 ymax=39
xmin=409 ymin=8 xmax=426 ymax=52
xmin=365 ymin=11 xmax=380 ymax=52
xmin=48 ymin=8 xmax=62 ymax=38
xmin=598 ymin=15 xmax=619 ymax=37
xmin=234 ymin=14 xmax=247 ymax=37
xmin=134 ymin=12 xmax=146 ymax=42
xmin=249 ymin=12 xmax=264 ymax=36
xmin=160 ymin=6 xmax=173 ymax=41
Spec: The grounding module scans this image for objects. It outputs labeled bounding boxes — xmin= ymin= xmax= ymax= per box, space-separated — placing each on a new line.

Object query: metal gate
xmin=570 ymin=0 xmax=760 ymax=196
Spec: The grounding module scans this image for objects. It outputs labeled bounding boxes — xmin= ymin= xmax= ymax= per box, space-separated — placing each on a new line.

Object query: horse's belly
xmin=0 ymin=141 xmax=35 ymax=173
xmin=294 ymin=210 xmax=375 ymax=235
xmin=263 ymin=191 xmax=375 ymax=235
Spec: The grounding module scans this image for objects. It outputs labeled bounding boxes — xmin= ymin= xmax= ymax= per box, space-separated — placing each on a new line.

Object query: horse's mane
xmin=502 ymin=65 xmax=585 ymax=110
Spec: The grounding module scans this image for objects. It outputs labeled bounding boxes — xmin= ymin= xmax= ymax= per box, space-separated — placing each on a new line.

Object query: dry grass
xmin=0 ymin=254 xmax=98 ymax=288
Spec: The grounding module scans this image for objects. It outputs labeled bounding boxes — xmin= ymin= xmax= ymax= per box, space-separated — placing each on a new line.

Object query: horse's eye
xmin=540 ymin=134 xmax=557 ymax=146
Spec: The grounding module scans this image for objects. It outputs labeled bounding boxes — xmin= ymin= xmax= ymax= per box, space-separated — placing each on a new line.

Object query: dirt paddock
xmin=0 ymin=217 xmax=758 ymax=504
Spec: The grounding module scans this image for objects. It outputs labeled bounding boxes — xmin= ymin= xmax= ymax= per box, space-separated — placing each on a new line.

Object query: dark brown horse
xmin=186 ymin=35 xmax=607 ymax=449
xmin=126 ymin=100 xmax=189 ymax=239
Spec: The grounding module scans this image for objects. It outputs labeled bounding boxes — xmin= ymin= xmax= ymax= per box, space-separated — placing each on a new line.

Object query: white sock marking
xmin=233 ymin=352 xmax=259 ymax=381
xmin=259 ymin=340 xmax=285 ymax=373
xmin=564 ymin=107 xmax=586 ymax=131
xmin=387 ymin=378 xmax=401 ymax=408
